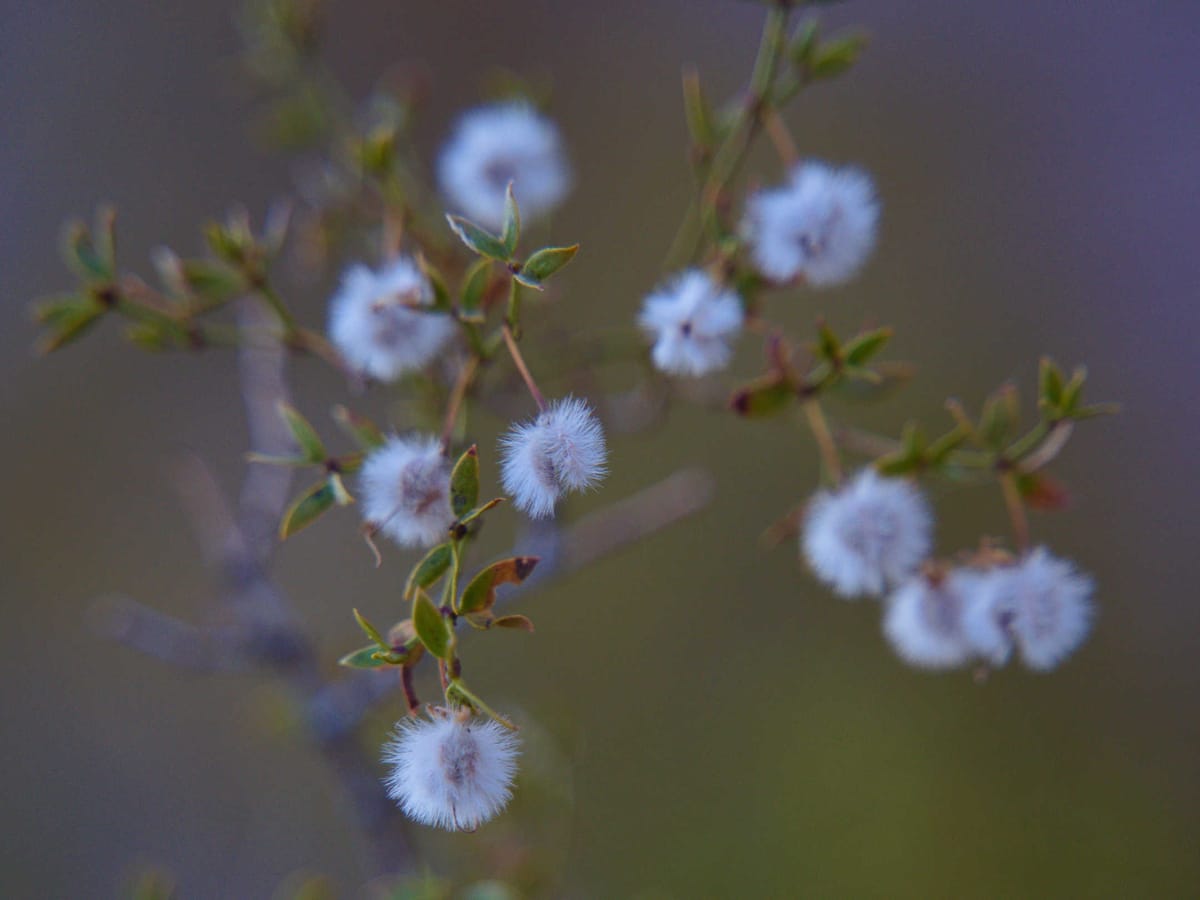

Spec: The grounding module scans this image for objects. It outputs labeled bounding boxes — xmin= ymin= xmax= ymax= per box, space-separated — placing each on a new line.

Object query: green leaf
xmin=459 ymin=557 xmax=540 ymax=615
xmin=788 ymin=19 xmax=822 ymax=68
xmin=807 ymin=33 xmax=868 ymax=81
xmin=32 ymin=294 xmax=105 ymax=354
xmin=446 ymin=214 xmax=509 ymax=260
xmin=456 ymin=497 xmax=504 ymax=528
xmin=449 ymin=445 xmax=480 ymax=518
xmin=979 ymin=384 xmax=1019 ymax=447
xmin=412 ymin=591 xmax=453 ymax=659
xmin=61 ymin=219 xmax=112 ymax=282
xmin=279 ymin=480 xmax=335 ymax=538
xmin=843 ymin=327 xmax=892 ymax=367
xmin=501 ymin=182 xmax=521 ymax=257
xmin=405 ymin=543 xmax=454 ymax=600
xmin=417 ymin=255 xmax=452 ymax=312
xmin=338 ymin=644 xmax=392 ymax=668
xmin=520 ymin=244 xmax=579 ymax=284
xmin=815 ymin=319 xmax=841 ymax=362
xmin=1039 ymin=357 xmax=1064 ymax=410
xmin=730 ymin=375 xmax=795 ymax=417
xmin=353 ymin=607 xmax=388 ymax=649
xmin=459 ymin=257 xmax=492 ymax=323
xmin=332 ymin=405 xmax=385 ymax=451
xmin=682 ymin=65 xmax=716 ymax=150
xmin=278 ymin=402 xmax=326 ymax=463
xmin=1060 ymin=365 xmax=1088 ymax=414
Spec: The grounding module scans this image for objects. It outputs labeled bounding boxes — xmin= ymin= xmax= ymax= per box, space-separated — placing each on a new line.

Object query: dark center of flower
xmin=483 ymin=158 xmax=520 ymax=190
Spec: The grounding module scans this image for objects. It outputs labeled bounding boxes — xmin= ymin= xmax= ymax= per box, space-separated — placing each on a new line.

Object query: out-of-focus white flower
xmin=328 ymin=257 xmax=455 ymax=382
xmin=884 ymin=568 xmax=983 ymax=669
xmin=499 ymin=396 xmax=607 ymax=519
xmin=383 ymin=710 xmax=520 ymax=832
xmin=963 ymin=548 xmax=1094 ymax=671
xmin=638 ymin=269 xmax=744 ymax=376
xmin=742 ymin=161 xmax=878 ymax=287
xmin=802 ymin=468 xmax=932 ymax=599
xmin=359 ymin=435 xmax=454 ymax=547
xmin=438 ymin=103 xmax=571 ymax=232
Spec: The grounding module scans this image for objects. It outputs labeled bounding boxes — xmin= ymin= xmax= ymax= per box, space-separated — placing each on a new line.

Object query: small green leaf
xmin=332 ymin=405 xmax=385 ymax=451
xmin=843 ymin=327 xmax=892 ymax=367
xmin=338 ymin=644 xmax=391 ymax=668
xmin=32 ymin=294 xmax=105 ymax=354
xmin=353 ymin=607 xmax=389 ymax=649
xmin=980 ymin=384 xmax=1019 ymax=447
xmin=245 ymin=452 xmax=310 ymax=467
xmin=520 ymin=244 xmax=579 ymax=283
xmin=178 ymin=260 xmax=244 ymax=298
xmin=459 ymin=257 xmax=492 ymax=323
xmin=446 ymin=214 xmax=509 ymax=260
xmin=730 ymin=376 xmax=795 ymax=417
xmin=788 ymin=19 xmax=821 ymax=68
xmin=925 ymin=425 xmax=969 ymax=466
xmin=682 ymin=65 xmax=716 ymax=150
xmin=279 ymin=481 xmax=336 ymax=538
xmin=61 ymin=219 xmax=112 ymax=281
xmin=412 ymin=591 xmax=453 ymax=659
xmin=492 ymin=614 xmax=535 ymax=633
xmin=405 ymin=543 xmax=454 ymax=600
xmin=417 ymin=255 xmax=452 ymax=312
xmin=1060 ymin=365 xmax=1088 ymax=414
xmin=278 ymin=402 xmax=326 ymax=463
xmin=501 ymin=182 xmax=521 ymax=257
xmin=459 ymin=557 xmax=540 ymax=615
xmin=449 ymin=445 xmax=480 ymax=518
xmin=512 ymin=268 xmax=544 ymax=291
xmin=815 ymin=319 xmax=841 ymax=362
xmin=1039 ymin=357 xmax=1064 ymax=410
xmin=456 ymin=497 xmax=505 ymax=528
xmin=807 ymin=33 xmax=868 ymax=81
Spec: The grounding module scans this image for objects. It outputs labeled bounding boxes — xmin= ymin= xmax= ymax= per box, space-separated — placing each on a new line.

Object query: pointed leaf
xmin=501 ymin=182 xmax=521 ymax=257
xmin=1039 ymin=357 xmax=1064 ymax=409
xmin=332 ymin=405 xmax=385 ymax=451
xmin=278 ymin=402 xmax=326 ymax=463
xmin=521 ymin=244 xmax=579 ymax=283
xmin=843 ymin=327 xmax=892 ymax=367
xmin=412 ymin=591 xmax=453 ymax=659
xmin=682 ymin=65 xmax=716 ymax=150
xmin=353 ymin=607 xmax=389 ymax=649
xmin=446 ymin=214 xmax=509 ymax=260
xmin=279 ymin=481 xmax=336 ymax=538
xmin=404 ymin=543 xmax=454 ymax=600
xmin=338 ymin=645 xmax=392 ymax=668
xmin=449 ymin=445 xmax=480 ymax=518
xmin=730 ymin=375 xmax=795 ymax=417
xmin=456 ymin=497 xmax=504 ymax=528
xmin=459 ymin=557 xmax=540 ymax=615
xmin=459 ymin=257 xmax=492 ymax=323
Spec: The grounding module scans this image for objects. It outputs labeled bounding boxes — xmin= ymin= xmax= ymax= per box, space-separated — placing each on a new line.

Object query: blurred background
xmin=3 ymin=0 xmax=1199 ymax=896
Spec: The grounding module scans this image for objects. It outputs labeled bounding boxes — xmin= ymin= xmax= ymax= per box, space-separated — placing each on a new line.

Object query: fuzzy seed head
xmin=438 ymin=103 xmax=571 ymax=232
xmin=639 ymin=269 xmax=744 ymax=376
xmin=359 ymin=435 xmax=454 ymax=548
xmin=802 ymin=468 xmax=933 ymax=599
xmin=743 ymin=160 xmax=879 ymax=287
xmin=383 ymin=712 xmax=520 ymax=832
xmin=499 ymin=396 xmax=607 ymax=519
xmin=884 ymin=568 xmax=983 ymax=669
xmin=963 ymin=548 xmax=1094 ymax=671
xmin=328 ymin=257 xmax=455 ymax=382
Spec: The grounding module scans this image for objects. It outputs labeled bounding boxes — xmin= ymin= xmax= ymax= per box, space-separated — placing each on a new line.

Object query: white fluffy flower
xmin=638 ymin=269 xmax=744 ymax=376
xmin=963 ymin=548 xmax=1094 ymax=671
xmin=359 ymin=435 xmax=454 ymax=548
xmin=499 ymin=396 xmax=607 ymax=519
xmin=802 ymin=468 xmax=932 ymax=599
xmin=884 ymin=569 xmax=984 ymax=669
xmin=742 ymin=160 xmax=878 ymax=286
xmin=438 ymin=103 xmax=571 ymax=232
xmin=383 ymin=712 xmax=520 ymax=832
xmin=328 ymin=256 xmax=455 ymax=382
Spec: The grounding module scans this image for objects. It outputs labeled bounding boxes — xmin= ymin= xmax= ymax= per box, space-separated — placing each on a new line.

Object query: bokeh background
xmin=3 ymin=1 xmax=1199 ymax=896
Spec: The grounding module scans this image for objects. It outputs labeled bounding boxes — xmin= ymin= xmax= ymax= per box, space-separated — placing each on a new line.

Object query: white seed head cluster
xmin=960 ymin=548 xmax=1094 ymax=671
xmin=328 ymin=256 xmax=455 ymax=382
xmin=383 ymin=711 xmax=520 ymax=832
xmin=880 ymin=551 xmax=1094 ymax=673
xmin=742 ymin=160 xmax=878 ymax=287
xmin=499 ymin=396 xmax=608 ymax=519
xmin=359 ymin=435 xmax=454 ymax=548
xmin=802 ymin=468 xmax=933 ymax=599
xmin=438 ymin=102 xmax=571 ymax=232
xmin=638 ymin=269 xmax=745 ymax=377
